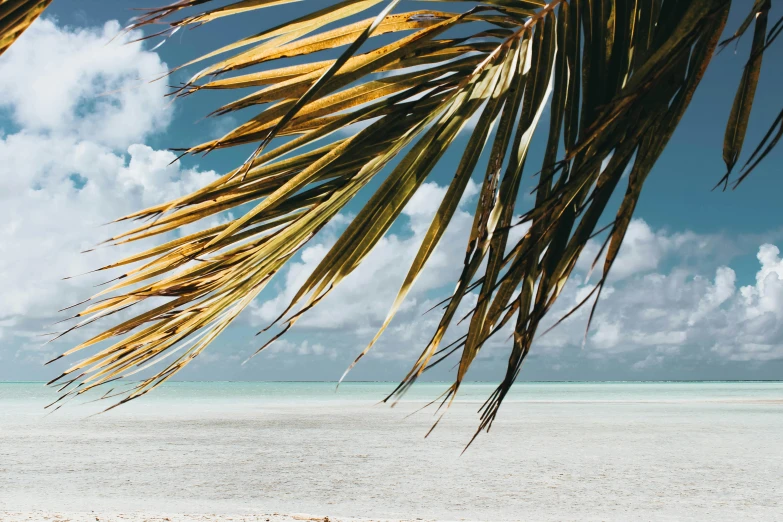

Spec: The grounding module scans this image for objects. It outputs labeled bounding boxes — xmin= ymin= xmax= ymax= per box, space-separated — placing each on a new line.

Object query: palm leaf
xmin=48 ymin=0 xmax=780 ymax=438
xmin=0 ymin=0 xmax=52 ymax=55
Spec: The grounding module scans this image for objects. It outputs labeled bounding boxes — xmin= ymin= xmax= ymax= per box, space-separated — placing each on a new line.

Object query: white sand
xmin=0 ymin=512 xmax=423 ymax=521
xmin=2 ymin=384 xmax=782 ymax=521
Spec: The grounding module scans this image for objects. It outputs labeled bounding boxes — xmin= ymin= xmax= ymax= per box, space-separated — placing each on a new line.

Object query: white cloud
xmin=744 ymin=244 xmax=783 ymax=318
xmin=0 ymin=18 xmax=218 ymax=347
xmin=254 ymin=200 xmax=783 ymax=370
xmin=252 ymin=180 xmax=480 ymax=335
xmin=537 ymin=241 xmax=783 ymax=366
xmin=579 ymin=219 xmax=712 ymax=281
xmin=264 ymin=339 xmax=338 ymax=360
xmin=0 ymin=19 xmax=170 ymax=148
xmin=711 ymin=245 xmax=783 ymax=361
xmin=0 ymin=136 xmax=218 ymax=319
xmin=688 ymin=266 xmax=736 ymax=326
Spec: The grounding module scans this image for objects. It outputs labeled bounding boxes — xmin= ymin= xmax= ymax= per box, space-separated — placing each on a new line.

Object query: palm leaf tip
xmin=46 ymin=0 xmax=779 ymax=437
xmin=0 ymin=0 xmax=53 ymax=56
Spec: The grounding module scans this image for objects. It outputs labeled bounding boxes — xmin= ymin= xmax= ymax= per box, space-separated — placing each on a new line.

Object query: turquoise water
xmin=2 ymin=380 xmax=782 ymax=408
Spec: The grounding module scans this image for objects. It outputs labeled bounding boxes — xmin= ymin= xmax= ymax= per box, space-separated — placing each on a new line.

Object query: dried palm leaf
xmin=48 ymin=0 xmax=780 ymax=440
xmin=0 ymin=0 xmax=52 ymax=55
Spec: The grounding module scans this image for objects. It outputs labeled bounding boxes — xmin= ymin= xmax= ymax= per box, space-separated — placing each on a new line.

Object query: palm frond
xmin=0 ymin=0 xmax=52 ymax=56
xmin=716 ymin=0 xmax=782 ymax=188
xmin=49 ymin=0 xmax=779 ymax=437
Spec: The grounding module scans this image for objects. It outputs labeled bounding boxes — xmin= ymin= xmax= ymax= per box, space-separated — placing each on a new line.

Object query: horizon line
xmin=2 ymin=379 xmax=783 ymax=384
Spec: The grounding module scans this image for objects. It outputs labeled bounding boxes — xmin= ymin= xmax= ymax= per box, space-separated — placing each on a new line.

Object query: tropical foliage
xmin=0 ymin=0 xmax=52 ymax=55
xmin=30 ymin=0 xmax=780 ymax=434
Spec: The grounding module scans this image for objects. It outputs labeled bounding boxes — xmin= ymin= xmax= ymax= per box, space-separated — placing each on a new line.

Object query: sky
xmin=1 ymin=0 xmax=782 ymax=384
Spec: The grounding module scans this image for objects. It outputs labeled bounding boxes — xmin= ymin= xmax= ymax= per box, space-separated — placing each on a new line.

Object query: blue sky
xmin=1 ymin=0 xmax=782 ymax=384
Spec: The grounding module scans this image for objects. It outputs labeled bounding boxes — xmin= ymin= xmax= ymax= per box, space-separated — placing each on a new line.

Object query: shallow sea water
xmin=1 ymin=381 xmax=782 ymax=521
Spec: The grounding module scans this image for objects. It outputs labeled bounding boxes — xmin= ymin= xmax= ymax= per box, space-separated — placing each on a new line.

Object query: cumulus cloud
xmin=0 ymin=137 xmax=218 ymax=318
xmin=0 ymin=18 xmax=218 ymax=358
xmin=0 ymin=19 xmax=170 ymax=148
xmin=711 ymin=245 xmax=783 ymax=361
xmin=578 ymin=219 xmax=719 ymax=282
xmin=536 ymin=240 xmax=783 ymax=367
xmin=264 ymin=339 xmax=338 ymax=361
xmin=252 ymin=180 xmax=480 ymax=334
xmin=253 ymin=201 xmax=783 ymax=370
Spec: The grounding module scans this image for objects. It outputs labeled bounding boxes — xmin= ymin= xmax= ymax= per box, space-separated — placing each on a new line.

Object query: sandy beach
xmin=0 ymin=513 xmax=420 ymax=521
xmin=1 ymin=382 xmax=782 ymax=521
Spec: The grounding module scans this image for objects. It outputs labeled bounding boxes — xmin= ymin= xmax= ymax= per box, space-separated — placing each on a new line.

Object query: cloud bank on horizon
xmin=1 ymin=17 xmax=782 ymax=382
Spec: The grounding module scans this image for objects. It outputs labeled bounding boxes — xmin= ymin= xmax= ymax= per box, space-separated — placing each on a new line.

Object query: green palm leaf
xmin=44 ymin=0 xmax=781 ymax=437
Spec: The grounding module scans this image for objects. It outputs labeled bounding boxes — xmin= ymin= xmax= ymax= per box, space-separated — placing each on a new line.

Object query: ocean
xmin=1 ymin=381 xmax=782 ymax=521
